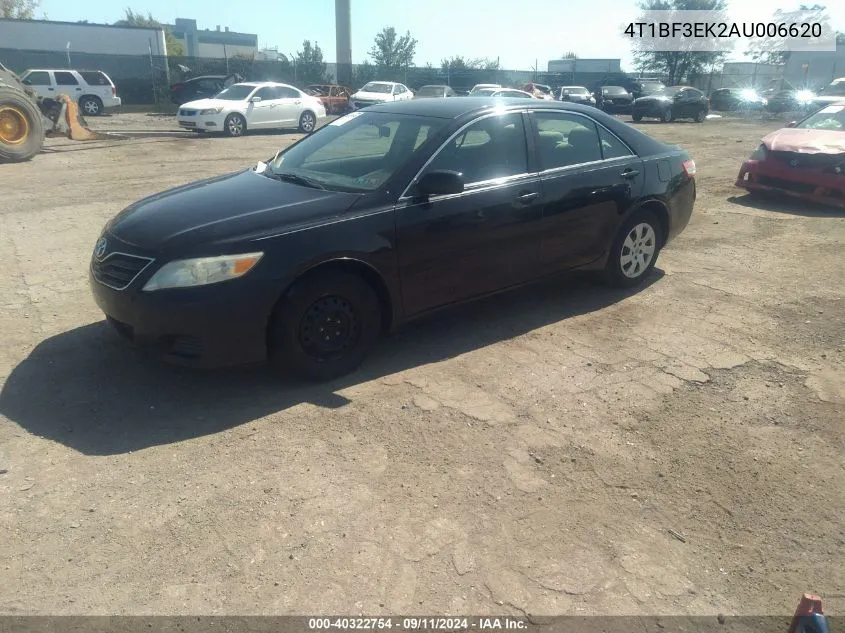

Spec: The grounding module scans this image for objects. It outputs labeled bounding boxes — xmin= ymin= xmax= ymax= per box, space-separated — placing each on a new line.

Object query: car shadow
xmin=728 ymin=194 xmax=845 ymax=217
xmin=0 ymin=271 xmax=663 ymax=456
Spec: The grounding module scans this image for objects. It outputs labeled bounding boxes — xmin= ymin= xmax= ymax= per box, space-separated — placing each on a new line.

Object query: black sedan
xmin=632 ymin=86 xmax=709 ymax=122
xmin=89 ymin=98 xmax=697 ymax=381
xmin=595 ymin=86 xmax=634 ymax=113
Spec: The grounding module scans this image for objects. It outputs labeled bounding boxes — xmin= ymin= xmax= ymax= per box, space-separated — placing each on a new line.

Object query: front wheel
xmin=632 ymin=114 xmax=642 ymax=122
xmin=298 ymin=111 xmax=317 ymax=133
xmin=661 ymin=107 xmax=673 ymax=122
xmin=604 ymin=211 xmax=662 ymax=288
xmin=224 ymin=113 xmax=246 ymax=137
xmin=695 ymin=109 xmax=707 ymax=123
xmin=269 ymin=271 xmax=382 ymax=381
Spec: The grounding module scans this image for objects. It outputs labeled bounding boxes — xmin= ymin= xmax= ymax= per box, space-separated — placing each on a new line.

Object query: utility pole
xmin=335 ymin=0 xmax=352 ymax=86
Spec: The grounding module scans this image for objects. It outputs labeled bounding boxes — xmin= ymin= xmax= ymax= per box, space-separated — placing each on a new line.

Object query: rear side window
xmin=198 ymin=79 xmax=222 ymax=91
xmin=597 ymin=126 xmax=634 ymax=159
xmin=80 ymin=71 xmax=109 ymax=85
xmin=23 ymin=71 xmax=50 ymax=85
xmin=277 ymin=86 xmax=300 ymax=98
xmin=532 ymin=112 xmax=603 ymax=169
xmin=54 ymin=71 xmax=79 ymax=86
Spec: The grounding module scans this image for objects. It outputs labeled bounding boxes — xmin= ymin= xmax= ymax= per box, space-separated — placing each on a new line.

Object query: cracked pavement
xmin=0 ymin=114 xmax=843 ymax=616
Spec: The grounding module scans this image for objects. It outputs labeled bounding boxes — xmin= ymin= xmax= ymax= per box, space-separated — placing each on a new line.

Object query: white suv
xmin=19 ymin=69 xmax=121 ymax=115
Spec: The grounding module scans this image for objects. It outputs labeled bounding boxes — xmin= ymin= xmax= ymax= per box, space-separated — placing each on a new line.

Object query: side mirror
xmin=250 ymin=96 xmax=262 ymax=103
xmin=786 ymin=120 xmax=797 ymax=128
xmin=416 ymin=170 xmax=465 ymax=197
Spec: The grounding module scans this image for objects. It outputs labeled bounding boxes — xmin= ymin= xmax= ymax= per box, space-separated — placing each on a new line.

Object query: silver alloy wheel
xmin=227 ymin=115 xmax=245 ymax=136
xmin=300 ymin=112 xmax=315 ymax=132
xmin=82 ymin=98 xmax=100 ymax=115
xmin=620 ymin=222 xmax=657 ymax=279
xmin=663 ymin=107 xmax=673 ymax=122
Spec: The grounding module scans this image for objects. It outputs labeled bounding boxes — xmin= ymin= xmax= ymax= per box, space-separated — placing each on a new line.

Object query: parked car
xmin=596 ymin=86 xmax=633 ymax=113
xmin=522 ymin=83 xmax=555 ymax=100
xmin=176 ymin=82 xmax=326 ymax=136
xmin=558 ymin=86 xmax=596 ymax=106
xmin=19 ymin=68 xmax=121 ymax=115
xmin=473 ymin=88 xmax=536 ymax=99
xmin=632 ymin=86 xmax=709 ymax=122
xmin=89 ymin=98 xmax=696 ymax=381
xmin=810 ymin=77 xmax=845 ymax=109
xmin=630 ymin=80 xmax=666 ymax=100
xmin=305 ymin=84 xmax=352 ymax=114
xmin=350 ymin=81 xmax=413 ymax=109
xmin=413 ymin=85 xmax=457 ymax=99
xmin=735 ymin=102 xmax=845 ymax=208
xmin=708 ymin=88 xmax=767 ymax=111
xmin=469 ymin=83 xmax=501 ymax=95
xmin=765 ymin=89 xmax=817 ymax=113
xmin=169 ymin=74 xmax=242 ymax=106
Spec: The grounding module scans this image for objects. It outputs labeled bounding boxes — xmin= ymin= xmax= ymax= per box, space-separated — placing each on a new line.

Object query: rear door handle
xmin=516 ymin=191 xmax=541 ymax=203
xmin=620 ymin=169 xmax=640 ymax=179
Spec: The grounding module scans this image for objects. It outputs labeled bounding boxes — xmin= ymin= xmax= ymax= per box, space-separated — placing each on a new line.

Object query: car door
xmin=244 ymin=86 xmax=282 ymax=128
xmin=21 ymin=70 xmax=52 ymax=100
xmin=394 ymin=111 xmax=544 ymax=315
xmin=272 ymin=86 xmax=306 ymax=126
xmin=52 ymin=70 xmax=82 ymax=100
xmin=529 ymin=110 xmax=644 ymax=272
xmin=673 ymin=88 xmax=696 ymax=117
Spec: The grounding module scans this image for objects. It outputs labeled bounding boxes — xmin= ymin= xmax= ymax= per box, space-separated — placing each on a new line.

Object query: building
xmin=783 ymin=43 xmax=845 ymax=90
xmin=168 ymin=19 xmax=258 ymax=59
xmin=0 ymin=18 xmax=167 ymax=56
xmin=547 ymin=59 xmax=622 ymax=74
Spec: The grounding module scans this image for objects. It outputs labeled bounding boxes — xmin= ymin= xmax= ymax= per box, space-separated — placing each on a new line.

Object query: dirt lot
xmin=0 ymin=112 xmax=843 ymax=617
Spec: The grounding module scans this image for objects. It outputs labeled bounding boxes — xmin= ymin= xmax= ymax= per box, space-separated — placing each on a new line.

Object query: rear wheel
xmin=632 ymin=114 xmax=642 ymax=122
xmin=224 ymin=113 xmax=246 ymax=137
xmin=269 ymin=271 xmax=382 ymax=381
xmin=0 ymin=88 xmax=44 ymax=163
xmin=604 ymin=210 xmax=662 ymax=288
xmin=298 ymin=110 xmax=317 ymax=133
xmin=694 ymin=108 xmax=707 ymax=123
xmin=79 ymin=96 xmax=103 ymax=116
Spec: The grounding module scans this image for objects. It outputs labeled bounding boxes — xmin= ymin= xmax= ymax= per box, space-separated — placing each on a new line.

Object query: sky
xmin=34 ymin=0 xmax=845 ymax=71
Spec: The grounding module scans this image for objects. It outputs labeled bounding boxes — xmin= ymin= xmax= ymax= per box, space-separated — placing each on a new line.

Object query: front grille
xmin=179 ymin=109 xmax=197 ymax=116
xmin=769 ymin=151 xmax=845 ymax=170
xmin=91 ymin=252 xmax=154 ymax=290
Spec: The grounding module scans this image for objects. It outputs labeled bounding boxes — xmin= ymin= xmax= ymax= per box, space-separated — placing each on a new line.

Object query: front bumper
xmin=177 ymin=112 xmax=226 ymax=131
xmin=735 ymin=159 xmax=845 ymax=208
xmin=89 ymin=263 xmax=282 ymax=368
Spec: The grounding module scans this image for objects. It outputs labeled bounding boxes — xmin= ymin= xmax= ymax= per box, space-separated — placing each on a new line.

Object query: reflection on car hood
xmin=178 ymin=98 xmax=231 ymax=110
xmin=762 ymin=128 xmax=845 ymax=154
xmin=106 ymin=170 xmax=360 ymax=251
xmin=353 ymin=91 xmax=393 ymax=101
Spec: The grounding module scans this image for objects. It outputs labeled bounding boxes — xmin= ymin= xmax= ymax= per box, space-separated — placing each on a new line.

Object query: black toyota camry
xmin=90 ymin=98 xmax=697 ymax=381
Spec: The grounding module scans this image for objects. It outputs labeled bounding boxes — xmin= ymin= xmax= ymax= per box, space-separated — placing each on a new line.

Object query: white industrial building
xmin=0 ymin=18 xmax=167 ymax=56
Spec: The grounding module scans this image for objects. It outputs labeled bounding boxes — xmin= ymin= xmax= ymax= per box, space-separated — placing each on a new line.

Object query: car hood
xmin=353 ymin=91 xmax=393 ymax=101
xmin=106 ymin=169 xmax=361 ymax=252
xmin=762 ymin=128 xmax=845 ymax=154
xmin=179 ymin=98 xmax=235 ymax=110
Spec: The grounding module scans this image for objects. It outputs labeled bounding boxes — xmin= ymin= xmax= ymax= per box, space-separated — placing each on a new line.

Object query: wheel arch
xmin=629 ymin=197 xmax=670 ymax=245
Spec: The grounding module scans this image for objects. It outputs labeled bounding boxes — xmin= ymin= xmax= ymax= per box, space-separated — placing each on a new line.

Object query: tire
xmin=632 ymin=114 xmax=642 ymax=122
xmin=694 ymin=109 xmax=707 ymax=123
xmin=660 ymin=107 xmax=673 ymax=123
xmin=269 ymin=270 xmax=382 ymax=381
xmin=224 ymin=113 xmax=247 ymax=137
xmin=79 ymin=95 xmax=103 ymax=116
xmin=604 ymin=210 xmax=663 ymax=288
xmin=298 ymin=110 xmax=317 ymax=133
xmin=0 ymin=87 xmax=44 ymax=163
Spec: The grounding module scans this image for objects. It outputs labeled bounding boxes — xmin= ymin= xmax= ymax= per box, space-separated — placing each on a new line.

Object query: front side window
xmin=532 ymin=112 xmax=603 ymax=170
xmin=23 ymin=71 xmax=50 ymax=85
xmin=420 ymin=112 xmax=528 ymax=185
xmin=269 ymin=112 xmax=447 ymax=192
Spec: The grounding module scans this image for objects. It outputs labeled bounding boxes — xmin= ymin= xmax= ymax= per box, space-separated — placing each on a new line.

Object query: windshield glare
xmin=603 ymin=87 xmax=627 ymax=94
xmin=797 ymin=105 xmax=845 ymax=130
xmin=215 ymin=85 xmax=256 ymax=100
xmin=268 ymin=112 xmax=447 ymax=192
xmin=361 ymin=82 xmax=393 ymax=93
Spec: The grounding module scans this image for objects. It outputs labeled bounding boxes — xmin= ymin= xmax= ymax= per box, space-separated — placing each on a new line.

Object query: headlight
xmin=749 ymin=144 xmax=767 ymax=161
xmin=142 ymin=252 xmax=263 ymax=291
xmin=199 ymin=107 xmax=223 ymax=115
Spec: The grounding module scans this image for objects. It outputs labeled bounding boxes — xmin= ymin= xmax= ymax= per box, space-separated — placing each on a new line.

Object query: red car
xmin=736 ymin=101 xmax=845 ymax=208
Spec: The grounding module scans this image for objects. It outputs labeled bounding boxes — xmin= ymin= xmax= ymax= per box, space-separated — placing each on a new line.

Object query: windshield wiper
xmin=267 ymin=171 xmax=326 ymax=190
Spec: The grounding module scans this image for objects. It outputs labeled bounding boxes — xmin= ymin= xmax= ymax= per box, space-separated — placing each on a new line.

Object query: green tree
xmin=441 ymin=56 xmax=499 ymax=71
xmin=630 ymin=0 xmax=729 ymax=84
xmin=352 ymin=60 xmax=378 ymax=88
xmin=1 ymin=0 xmax=39 ymax=19
xmin=750 ymin=5 xmax=844 ymax=64
xmin=369 ymin=26 xmax=418 ymax=70
xmin=295 ymin=40 xmax=329 ymax=84
xmin=114 ymin=8 xmax=184 ymax=56
xmin=562 ymin=51 xmax=578 ymax=59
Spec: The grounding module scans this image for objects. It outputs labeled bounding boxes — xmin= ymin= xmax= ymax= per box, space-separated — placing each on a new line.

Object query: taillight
xmin=111 ymin=86 xmax=116 ymax=96
xmin=682 ymin=159 xmax=696 ymax=177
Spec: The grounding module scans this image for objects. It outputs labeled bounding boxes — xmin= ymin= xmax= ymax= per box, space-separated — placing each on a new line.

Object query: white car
xmin=19 ymin=68 xmax=121 ymax=115
xmin=469 ymin=83 xmax=501 ymax=95
xmin=350 ymin=81 xmax=413 ymax=109
xmin=473 ymin=88 xmax=536 ymax=99
xmin=176 ymin=82 xmax=327 ymax=137
xmin=812 ymin=77 xmax=845 ymax=108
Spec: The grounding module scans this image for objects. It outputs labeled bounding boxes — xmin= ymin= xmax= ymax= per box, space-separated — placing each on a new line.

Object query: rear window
xmin=80 ymin=71 xmax=110 ymax=86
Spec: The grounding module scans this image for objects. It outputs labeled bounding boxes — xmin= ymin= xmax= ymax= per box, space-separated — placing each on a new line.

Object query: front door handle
xmin=620 ymin=169 xmax=640 ymax=179
xmin=516 ymin=191 xmax=541 ymax=204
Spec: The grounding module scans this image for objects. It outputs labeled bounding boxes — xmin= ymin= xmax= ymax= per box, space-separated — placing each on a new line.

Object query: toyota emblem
xmin=94 ymin=237 xmax=108 ymax=260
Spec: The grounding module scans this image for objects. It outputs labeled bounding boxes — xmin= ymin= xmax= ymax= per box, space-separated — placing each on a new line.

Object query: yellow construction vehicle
xmin=0 ymin=61 xmax=113 ymax=163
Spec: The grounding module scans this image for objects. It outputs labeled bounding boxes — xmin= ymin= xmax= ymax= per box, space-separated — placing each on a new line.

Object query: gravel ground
xmin=0 ymin=111 xmax=843 ymax=616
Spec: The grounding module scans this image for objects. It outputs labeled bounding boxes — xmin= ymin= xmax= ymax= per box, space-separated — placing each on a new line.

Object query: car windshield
xmin=652 ymin=86 xmax=684 ymax=97
xmin=476 ymin=88 xmax=498 ymax=95
xmin=820 ymin=82 xmax=845 ymax=96
xmin=267 ymin=111 xmax=448 ymax=192
xmin=640 ymin=83 xmax=664 ymax=93
xmin=361 ymin=82 xmax=393 ymax=93
xmin=416 ymin=86 xmax=443 ymax=97
xmin=796 ymin=104 xmax=845 ymax=130
xmin=603 ymin=86 xmax=627 ymax=95
xmin=215 ymin=84 xmax=256 ymax=100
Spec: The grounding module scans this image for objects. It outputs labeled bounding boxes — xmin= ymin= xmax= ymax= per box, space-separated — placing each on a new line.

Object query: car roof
xmin=363 ymin=80 xmax=397 ymax=85
xmin=185 ymin=75 xmax=228 ymax=81
xmin=419 ymin=84 xmax=449 ymax=88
